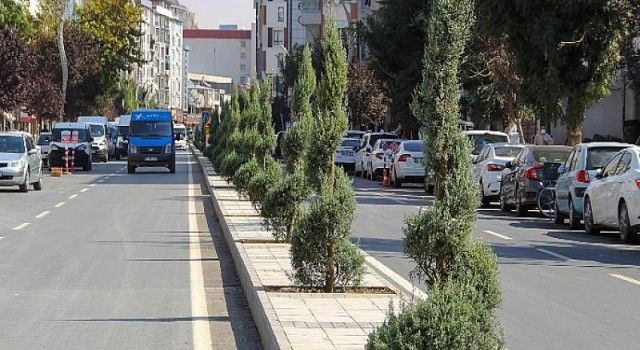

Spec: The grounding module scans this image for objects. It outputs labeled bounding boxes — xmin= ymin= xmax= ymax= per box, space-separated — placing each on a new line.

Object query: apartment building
xmin=184 ymin=29 xmax=256 ymax=85
xmin=152 ymin=5 xmax=184 ymax=111
xmin=255 ymin=0 xmax=288 ymax=79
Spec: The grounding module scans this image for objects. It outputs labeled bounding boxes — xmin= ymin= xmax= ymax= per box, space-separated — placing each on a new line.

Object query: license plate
xmin=414 ymin=157 xmax=423 ymax=164
xmin=145 ymin=157 xmax=158 ymax=162
xmin=340 ymin=151 xmax=352 ymax=156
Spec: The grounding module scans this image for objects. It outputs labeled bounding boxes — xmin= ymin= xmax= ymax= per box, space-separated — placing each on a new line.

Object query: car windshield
xmin=0 ymin=135 xmax=25 ymax=153
xmin=469 ymin=134 xmax=509 ymax=155
xmin=495 ymin=146 xmax=522 ymax=157
xmin=346 ymin=132 xmax=364 ymax=139
xmin=175 ymin=128 xmax=186 ymax=137
xmin=533 ymin=150 xmax=571 ymax=164
xmin=586 ymin=147 xmax=627 ymax=170
xmin=341 ymin=139 xmax=360 ymax=148
xmin=130 ymin=121 xmax=172 ymax=137
xmin=88 ymin=124 xmax=105 ymax=137
xmin=37 ymin=134 xmax=51 ymax=145
xmin=52 ymin=129 xmax=88 ymax=142
xmin=403 ymin=142 xmax=425 ymax=153
xmin=118 ymin=126 xmax=129 ymax=137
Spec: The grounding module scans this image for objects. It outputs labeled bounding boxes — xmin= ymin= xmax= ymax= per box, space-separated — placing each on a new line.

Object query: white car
xmin=583 ymin=146 xmax=640 ymax=243
xmin=390 ymin=140 xmax=425 ymax=187
xmin=0 ymin=131 xmax=44 ymax=192
xmin=174 ymin=124 xmax=187 ymax=150
xmin=472 ymin=143 xmax=524 ymax=207
xmin=335 ymin=138 xmax=359 ymax=172
xmin=365 ymin=138 xmax=399 ymax=181
xmin=355 ymin=132 xmax=398 ymax=177
xmin=467 ymin=130 xmax=510 ymax=162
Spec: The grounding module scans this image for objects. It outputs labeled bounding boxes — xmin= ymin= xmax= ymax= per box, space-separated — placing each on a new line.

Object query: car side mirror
xmin=505 ymin=161 xmax=513 ymax=169
xmin=595 ymin=168 xmax=603 ymax=179
xmin=123 ymin=134 xmax=129 ymax=141
xmin=89 ymin=137 xmax=94 ymax=142
xmin=175 ymin=134 xmax=181 ymax=141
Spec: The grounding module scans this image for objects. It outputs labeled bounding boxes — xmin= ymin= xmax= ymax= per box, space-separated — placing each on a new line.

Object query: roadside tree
xmin=291 ymin=16 xmax=364 ymax=292
xmin=347 ymin=64 xmax=388 ymax=130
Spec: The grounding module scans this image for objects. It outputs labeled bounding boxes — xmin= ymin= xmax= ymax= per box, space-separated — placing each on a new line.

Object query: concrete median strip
xmin=191 ymin=146 xmax=418 ymax=350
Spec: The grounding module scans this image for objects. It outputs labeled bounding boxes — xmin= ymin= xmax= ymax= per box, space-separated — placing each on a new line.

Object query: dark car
xmin=273 ymin=131 xmax=285 ymax=160
xmin=499 ymin=145 xmax=572 ymax=216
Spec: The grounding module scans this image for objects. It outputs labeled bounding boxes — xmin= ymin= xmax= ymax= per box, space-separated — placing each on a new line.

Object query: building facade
xmin=150 ymin=5 xmax=184 ymax=111
xmin=184 ymin=29 xmax=255 ymax=85
xmin=255 ymin=0 xmax=288 ymax=79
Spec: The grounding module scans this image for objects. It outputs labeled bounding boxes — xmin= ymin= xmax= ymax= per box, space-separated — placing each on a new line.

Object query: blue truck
xmin=126 ymin=109 xmax=178 ymax=174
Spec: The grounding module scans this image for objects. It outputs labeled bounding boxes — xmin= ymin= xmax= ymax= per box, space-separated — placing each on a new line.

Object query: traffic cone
xmin=382 ymin=167 xmax=391 ymax=187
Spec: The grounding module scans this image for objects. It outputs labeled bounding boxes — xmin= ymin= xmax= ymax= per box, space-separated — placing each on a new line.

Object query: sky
xmin=179 ymin=0 xmax=255 ymax=30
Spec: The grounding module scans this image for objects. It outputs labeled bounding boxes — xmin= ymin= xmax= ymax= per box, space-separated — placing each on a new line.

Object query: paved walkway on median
xmin=199 ymin=161 xmax=406 ymax=350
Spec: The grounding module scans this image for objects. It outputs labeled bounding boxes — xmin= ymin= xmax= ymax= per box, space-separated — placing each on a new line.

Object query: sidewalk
xmin=192 ymin=146 xmax=422 ymax=350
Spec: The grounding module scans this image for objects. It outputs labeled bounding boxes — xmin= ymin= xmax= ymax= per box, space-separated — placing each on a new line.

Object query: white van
xmin=77 ymin=116 xmax=109 ymax=163
xmin=174 ymin=124 xmax=187 ymax=150
xmin=116 ymin=115 xmax=131 ymax=160
xmin=49 ymin=123 xmax=93 ymax=171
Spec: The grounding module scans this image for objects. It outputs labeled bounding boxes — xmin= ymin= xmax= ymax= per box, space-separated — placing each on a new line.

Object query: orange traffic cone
xmin=383 ymin=167 xmax=391 ymax=187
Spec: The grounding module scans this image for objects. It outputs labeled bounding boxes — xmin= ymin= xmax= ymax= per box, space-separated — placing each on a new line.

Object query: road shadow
xmin=355 ymin=237 xmax=404 ymax=254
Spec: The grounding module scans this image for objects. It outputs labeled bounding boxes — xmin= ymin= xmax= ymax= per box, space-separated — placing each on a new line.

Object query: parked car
xmin=49 ymin=123 xmax=93 ymax=171
xmin=355 ymin=132 xmax=399 ymax=177
xmin=472 ymin=143 xmax=524 ymax=207
xmin=467 ymin=130 xmax=510 ymax=162
xmin=345 ymin=130 xmax=366 ymax=141
xmin=364 ymin=138 xmax=399 ymax=181
xmin=555 ymin=142 xmax=633 ymax=229
xmin=499 ymin=145 xmax=571 ymax=216
xmin=583 ymin=146 xmax=640 ymax=243
xmin=0 ymin=131 xmax=44 ymax=192
xmin=37 ymin=131 xmax=52 ymax=167
xmin=335 ymin=138 xmax=359 ymax=172
xmin=390 ymin=140 xmax=426 ymax=187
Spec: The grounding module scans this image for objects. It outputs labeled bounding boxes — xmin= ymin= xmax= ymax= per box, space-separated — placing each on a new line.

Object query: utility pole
xmin=57 ymin=0 xmax=69 ymax=122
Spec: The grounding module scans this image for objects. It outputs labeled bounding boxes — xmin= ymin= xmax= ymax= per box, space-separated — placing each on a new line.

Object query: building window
xmin=241 ymin=52 xmax=247 ymax=60
xmin=278 ymin=6 xmax=284 ymax=22
xmin=241 ymin=64 xmax=247 ymax=72
xmin=273 ymin=29 xmax=284 ymax=46
xmin=241 ymin=41 xmax=247 ymax=48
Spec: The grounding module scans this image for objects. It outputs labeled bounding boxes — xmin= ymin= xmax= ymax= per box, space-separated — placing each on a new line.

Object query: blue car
xmin=127 ymin=109 xmax=177 ymax=174
xmin=554 ymin=142 xmax=633 ymax=228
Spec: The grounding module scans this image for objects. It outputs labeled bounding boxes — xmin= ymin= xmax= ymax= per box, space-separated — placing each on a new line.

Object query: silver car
xmin=0 ymin=131 xmax=44 ymax=192
xmin=37 ymin=131 xmax=52 ymax=167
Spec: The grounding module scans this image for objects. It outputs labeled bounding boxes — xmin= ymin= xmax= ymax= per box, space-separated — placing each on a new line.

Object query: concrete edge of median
xmin=191 ymin=145 xmax=289 ymax=350
xmin=190 ymin=145 xmax=426 ymax=349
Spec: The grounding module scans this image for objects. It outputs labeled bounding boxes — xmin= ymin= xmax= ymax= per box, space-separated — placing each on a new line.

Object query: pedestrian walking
xmin=534 ymin=126 xmax=554 ymax=145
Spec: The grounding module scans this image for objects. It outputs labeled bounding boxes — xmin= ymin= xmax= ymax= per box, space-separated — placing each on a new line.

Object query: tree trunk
xmin=57 ymin=3 xmax=68 ymax=122
xmin=286 ymin=211 xmax=296 ymax=242
xmin=567 ymin=127 xmax=582 ymax=146
xmin=325 ymin=240 xmax=336 ymax=292
xmin=516 ymin=118 xmax=525 ymax=144
xmin=565 ymin=95 xmax=585 ymax=146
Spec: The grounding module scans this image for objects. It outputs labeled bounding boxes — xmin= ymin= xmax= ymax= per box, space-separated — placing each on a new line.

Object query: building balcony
xmin=298 ymin=0 xmax=321 ymax=25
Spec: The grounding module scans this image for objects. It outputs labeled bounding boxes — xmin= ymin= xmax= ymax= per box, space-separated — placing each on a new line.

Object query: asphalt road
xmin=0 ymin=151 xmax=261 ymax=350
xmin=351 ymin=175 xmax=640 ymax=350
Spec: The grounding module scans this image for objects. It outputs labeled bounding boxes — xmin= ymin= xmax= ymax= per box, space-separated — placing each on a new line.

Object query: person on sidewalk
xmin=534 ymin=126 xmax=554 ymax=145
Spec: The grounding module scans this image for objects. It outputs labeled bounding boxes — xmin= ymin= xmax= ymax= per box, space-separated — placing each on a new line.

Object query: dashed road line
xmin=54 ymin=202 xmax=66 ymax=208
xmin=69 ymin=194 xmax=78 ymax=199
xmin=536 ymin=248 xmax=571 ymax=261
xmin=13 ymin=223 xmax=30 ymax=230
xmin=483 ymin=230 xmax=513 ymax=240
xmin=610 ymin=274 xmax=640 ymax=287
xmin=35 ymin=211 xmax=50 ymax=219
xmin=80 ymin=188 xmax=88 ymax=193
xmin=90 ymin=184 xmax=96 ymax=187
xmin=0 ymin=237 xmax=4 ymax=241
xmin=97 ymin=180 xmax=104 ymax=183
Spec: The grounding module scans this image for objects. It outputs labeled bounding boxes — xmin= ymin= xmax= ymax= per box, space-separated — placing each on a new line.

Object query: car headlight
xmin=76 ymin=144 xmax=86 ymax=151
xmin=100 ymin=140 xmax=107 ymax=146
xmin=130 ymin=144 xmax=138 ymax=154
xmin=8 ymin=160 xmax=25 ymax=168
xmin=164 ymin=143 xmax=172 ymax=154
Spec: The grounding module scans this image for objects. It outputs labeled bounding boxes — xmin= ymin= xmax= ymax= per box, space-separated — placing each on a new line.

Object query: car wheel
xmin=19 ymin=170 xmax=30 ymax=193
xmin=584 ymin=198 xmax=600 ymax=235
xmin=103 ymin=153 xmax=108 ymax=163
xmin=618 ymin=201 xmax=637 ymax=244
xmin=115 ymin=153 xmax=121 ymax=161
xmin=393 ymin=169 xmax=402 ymax=188
xmin=515 ymin=189 xmax=527 ymax=217
xmin=33 ymin=168 xmax=43 ymax=191
xmin=169 ymin=160 xmax=176 ymax=174
xmin=127 ymin=163 xmax=135 ymax=174
xmin=568 ymin=198 xmax=580 ymax=230
xmin=479 ymin=181 xmax=490 ymax=208
xmin=553 ymin=198 xmax=565 ymax=224
xmin=360 ymin=163 xmax=366 ymax=178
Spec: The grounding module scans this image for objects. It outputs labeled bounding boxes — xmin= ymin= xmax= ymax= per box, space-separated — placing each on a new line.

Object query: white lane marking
xmin=610 ymin=274 xmax=640 ymax=287
xmin=69 ymin=194 xmax=78 ymax=199
xmin=97 ymin=180 xmax=104 ymax=183
xmin=80 ymin=188 xmax=88 ymax=193
xmin=13 ymin=223 xmax=30 ymax=230
xmin=90 ymin=184 xmax=96 ymax=187
xmin=188 ymin=156 xmax=213 ymax=349
xmin=483 ymin=230 xmax=513 ymax=240
xmin=0 ymin=237 xmax=4 ymax=240
xmin=35 ymin=211 xmax=50 ymax=219
xmin=54 ymin=202 xmax=66 ymax=208
xmin=536 ymin=248 xmax=571 ymax=261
